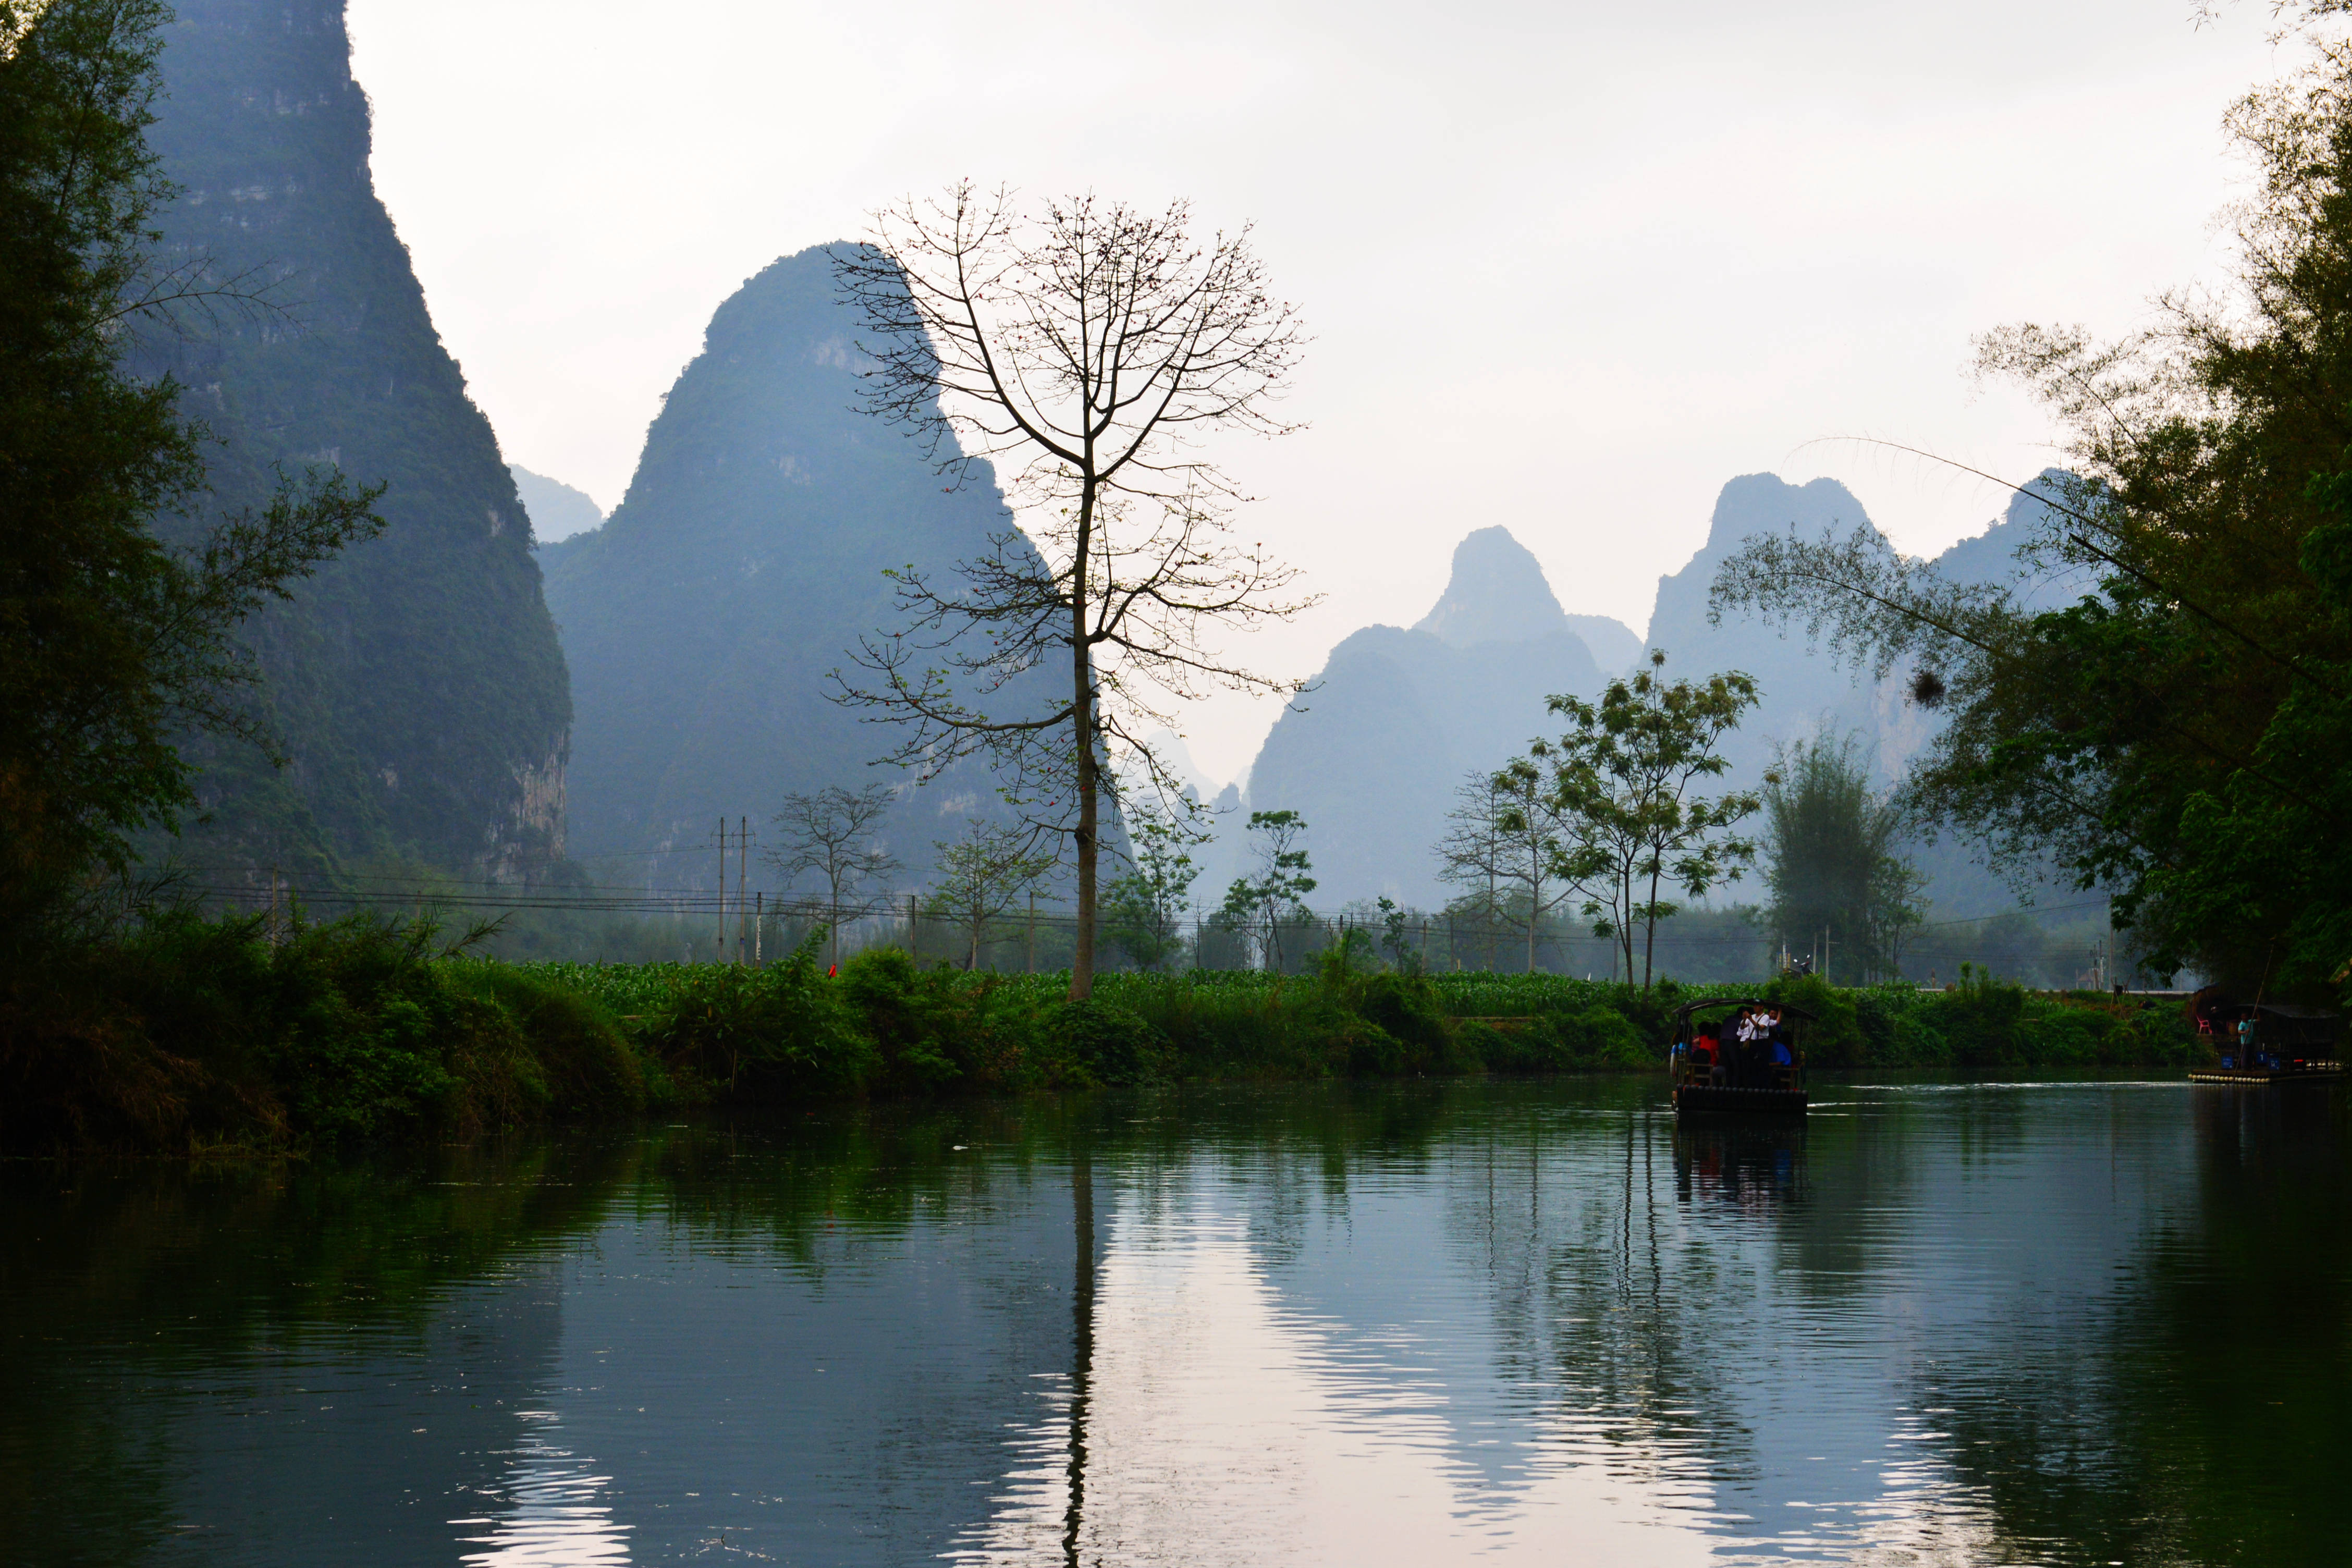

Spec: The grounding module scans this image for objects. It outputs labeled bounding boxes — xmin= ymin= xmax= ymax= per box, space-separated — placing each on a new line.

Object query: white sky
xmin=348 ymin=0 xmax=2289 ymax=785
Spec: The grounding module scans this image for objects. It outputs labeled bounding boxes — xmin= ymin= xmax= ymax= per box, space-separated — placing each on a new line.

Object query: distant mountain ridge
xmin=513 ymin=467 xmax=605 ymax=544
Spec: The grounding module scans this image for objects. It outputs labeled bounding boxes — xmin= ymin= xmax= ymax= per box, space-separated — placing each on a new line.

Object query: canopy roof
xmin=1672 ymin=997 xmax=1817 ymax=1024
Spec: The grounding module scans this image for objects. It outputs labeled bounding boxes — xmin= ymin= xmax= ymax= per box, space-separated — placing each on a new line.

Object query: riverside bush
xmin=3 ymin=908 xmax=2214 ymax=1153
xmin=1 ymin=910 xmax=665 ymax=1153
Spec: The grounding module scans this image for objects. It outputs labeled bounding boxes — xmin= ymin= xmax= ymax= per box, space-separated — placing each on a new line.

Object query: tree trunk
xmin=1642 ymin=860 xmax=1662 ymax=991
xmin=1526 ymin=855 xmax=1540 ymax=974
xmin=1620 ymin=867 xmax=1636 ymax=986
xmin=1069 ymin=485 xmax=1098 ymax=1002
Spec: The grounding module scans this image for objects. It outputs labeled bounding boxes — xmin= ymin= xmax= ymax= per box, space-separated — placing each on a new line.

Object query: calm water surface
xmin=4 ymin=1078 xmax=2346 ymax=1566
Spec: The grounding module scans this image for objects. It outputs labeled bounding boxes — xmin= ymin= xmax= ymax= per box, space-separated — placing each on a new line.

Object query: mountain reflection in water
xmin=1 ymin=1079 xmax=2344 ymax=1565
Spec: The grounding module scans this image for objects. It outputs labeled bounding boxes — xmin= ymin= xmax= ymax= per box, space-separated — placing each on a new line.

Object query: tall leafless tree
xmin=831 ymin=185 xmax=1314 ymax=1000
xmin=765 ymin=784 xmax=902 ymax=969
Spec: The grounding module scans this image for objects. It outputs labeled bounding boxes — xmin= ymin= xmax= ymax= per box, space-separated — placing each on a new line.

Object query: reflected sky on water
xmin=3 ymin=1079 xmax=2345 ymax=1565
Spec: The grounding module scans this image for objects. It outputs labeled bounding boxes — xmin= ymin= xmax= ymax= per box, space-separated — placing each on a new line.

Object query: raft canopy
xmin=2235 ymin=1002 xmax=2342 ymax=1050
xmin=2191 ymin=989 xmax=2343 ymax=1051
xmin=1673 ymin=998 xmax=1818 ymax=1028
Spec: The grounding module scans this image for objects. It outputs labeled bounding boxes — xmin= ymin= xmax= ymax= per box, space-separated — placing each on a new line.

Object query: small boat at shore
xmin=2188 ymin=990 xmax=2344 ymax=1084
xmin=1670 ymin=998 xmax=1815 ymax=1117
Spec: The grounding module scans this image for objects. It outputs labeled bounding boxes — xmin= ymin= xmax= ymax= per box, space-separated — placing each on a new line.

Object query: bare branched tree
xmin=830 ymin=184 xmax=1315 ymax=999
xmin=926 ymin=819 xmax=1057 ymax=971
xmin=1433 ymin=771 xmax=1510 ymax=970
xmin=764 ymin=785 xmax=902 ymax=970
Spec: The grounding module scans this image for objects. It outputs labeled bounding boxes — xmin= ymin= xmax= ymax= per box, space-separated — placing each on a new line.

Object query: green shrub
xmin=1931 ymin=963 xmax=2030 ymax=1068
xmin=1765 ymin=973 xmax=1864 ymax=1067
xmin=1050 ymin=999 xmax=1170 ymax=1085
xmin=1569 ymin=1003 xmax=1652 ymax=1068
xmin=650 ymin=937 xmax=875 ymax=1097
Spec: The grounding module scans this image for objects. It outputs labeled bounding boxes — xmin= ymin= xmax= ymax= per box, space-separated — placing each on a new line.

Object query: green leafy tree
xmin=0 ymin=0 xmax=381 ymax=954
xmin=1534 ymin=652 xmax=1761 ymax=990
xmin=1759 ymin=732 xmax=1922 ymax=983
xmin=1217 ymin=808 xmax=1316 ymax=972
xmin=1375 ymin=895 xmax=1421 ymax=974
xmin=924 ymin=820 xmax=1055 ymax=971
xmin=1102 ymin=804 xmax=1198 ymax=972
xmin=1870 ymin=855 xmax=1931 ymax=978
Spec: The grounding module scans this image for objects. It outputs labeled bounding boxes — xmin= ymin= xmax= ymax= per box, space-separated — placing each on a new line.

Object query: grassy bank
xmin=1 ymin=913 xmax=2211 ymax=1154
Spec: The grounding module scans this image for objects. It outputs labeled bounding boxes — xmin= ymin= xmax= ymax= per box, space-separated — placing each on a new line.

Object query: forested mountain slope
xmin=133 ymin=0 xmax=571 ymax=884
xmin=542 ymin=247 xmax=1039 ymax=892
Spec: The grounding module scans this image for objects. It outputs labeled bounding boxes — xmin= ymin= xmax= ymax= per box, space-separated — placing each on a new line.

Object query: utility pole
xmin=755 ymin=890 xmax=764 ymax=966
xmin=737 ymin=815 xmax=749 ymax=965
xmin=715 ymin=817 xmax=727 ymax=964
xmin=1027 ymin=890 xmax=1037 ymax=974
xmin=908 ymin=891 xmax=918 ymax=959
xmin=268 ymin=864 xmax=280 ymax=949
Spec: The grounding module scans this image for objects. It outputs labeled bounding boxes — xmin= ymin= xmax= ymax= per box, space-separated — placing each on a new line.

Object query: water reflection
xmin=1674 ymin=1122 xmax=1806 ymax=1211
xmin=2 ymin=1080 xmax=2346 ymax=1564
xmin=459 ymin=1410 xmax=631 ymax=1565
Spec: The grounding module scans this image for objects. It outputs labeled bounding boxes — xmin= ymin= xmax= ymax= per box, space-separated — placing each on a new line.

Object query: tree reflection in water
xmin=4 ymin=1081 xmax=2348 ymax=1565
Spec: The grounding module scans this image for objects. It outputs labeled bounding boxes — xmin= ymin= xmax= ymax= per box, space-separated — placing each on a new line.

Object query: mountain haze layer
xmin=138 ymin=0 xmax=571 ymax=882
xmin=512 ymin=466 xmax=606 ymax=544
xmin=1241 ymin=528 xmax=1607 ymax=903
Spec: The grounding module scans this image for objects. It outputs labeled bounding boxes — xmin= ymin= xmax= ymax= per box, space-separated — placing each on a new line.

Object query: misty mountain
xmin=1640 ymin=474 xmax=1896 ymax=786
xmin=513 ymin=466 xmax=606 ymax=544
xmin=134 ymin=0 xmax=571 ymax=883
xmin=1235 ymin=528 xmax=1610 ymax=904
xmin=1224 ymin=475 xmax=2091 ymax=920
xmin=541 ymin=247 xmax=1047 ymax=894
xmin=1641 ymin=471 xmax=2084 ymax=922
xmin=1563 ymin=614 xmax=1645 ymax=675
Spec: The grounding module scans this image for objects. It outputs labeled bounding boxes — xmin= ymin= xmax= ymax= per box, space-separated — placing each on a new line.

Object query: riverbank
xmin=0 ymin=912 xmax=2210 ymax=1154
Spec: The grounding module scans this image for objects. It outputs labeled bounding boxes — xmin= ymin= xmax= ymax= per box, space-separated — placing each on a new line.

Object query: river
xmin=3 ymin=1077 xmax=2344 ymax=1565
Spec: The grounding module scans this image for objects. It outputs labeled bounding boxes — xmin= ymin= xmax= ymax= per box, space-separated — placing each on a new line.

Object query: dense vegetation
xmin=0 ymin=904 xmax=2202 ymax=1155
xmin=1713 ymin=13 xmax=2352 ymax=1002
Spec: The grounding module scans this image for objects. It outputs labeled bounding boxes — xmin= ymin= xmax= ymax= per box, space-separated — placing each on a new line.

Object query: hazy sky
xmin=349 ymin=0 xmax=2287 ymax=783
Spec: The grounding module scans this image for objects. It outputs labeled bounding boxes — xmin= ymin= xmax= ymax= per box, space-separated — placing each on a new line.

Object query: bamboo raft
xmin=1669 ymin=998 xmax=1814 ymax=1119
xmin=2188 ymin=990 xmax=2345 ymax=1088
